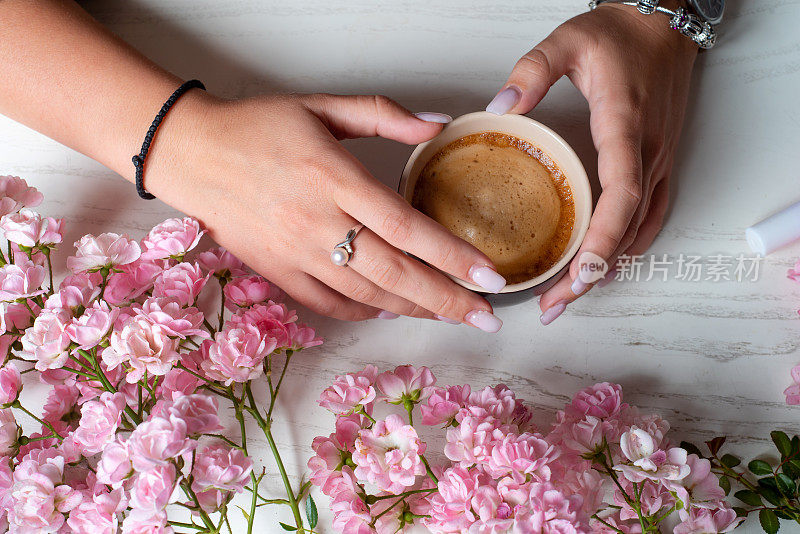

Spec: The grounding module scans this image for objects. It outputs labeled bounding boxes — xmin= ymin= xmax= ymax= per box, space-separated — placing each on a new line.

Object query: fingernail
xmin=469 ymin=264 xmax=506 ymax=294
xmin=540 ymin=301 xmax=567 ymax=326
xmin=486 ymin=86 xmax=521 ymax=115
xmin=414 ymin=112 xmax=453 ymax=124
xmin=570 ymin=277 xmax=590 ymax=296
xmin=597 ymin=269 xmax=617 ymax=288
xmin=464 ymin=310 xmax=503 ymax=333
xmin=377 ymin=310 xmax=400 ymax=320
xmin=435 ymin=314 xmax=461 ymax=325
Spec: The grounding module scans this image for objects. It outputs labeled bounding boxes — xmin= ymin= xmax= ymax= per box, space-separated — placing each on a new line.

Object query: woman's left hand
xmin=486 ymin=2 xmax=698 ymax=324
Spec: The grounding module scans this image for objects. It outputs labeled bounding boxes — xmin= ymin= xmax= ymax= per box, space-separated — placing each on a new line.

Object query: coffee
xmin=412 ymin=132 xmax=574 ymax=284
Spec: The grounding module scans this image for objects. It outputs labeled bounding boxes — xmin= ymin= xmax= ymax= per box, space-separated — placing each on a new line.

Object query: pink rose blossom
xmin=65 ymin=300 xmax=118 ymax=349
xmin=141 ymin=217 xmax=204 ymax=261
xmin=130 ymin=464 xmax=177 ymax=513
xmin=465 ymin=384 xmax=524 ymax=426
xmin=308 ymin=414 xmax=363 ymax=495
xmin=0 ymin=208 xmax=63 ymax=247
xmin=48 ymin=273 xmax=101 ymax=311
xmin=376 ymin=365 xmax=436 ymax=404
xmin=121 ymin=510 xmax=174 ymax=534
xmin=330 ymin=471 xmax=374 ymax=534
xmin=190 ymin=444 xmax=253 ymax=511
xmin=614 ymin=478 xmax=673 ymax=521
xmin=444 ymin=414 xmax=501 ymax=467
xmin=591 ymin=512 xmax=643 ymax=534
xmin=127 ymin=415 xmax=194 ymax=472
xmin=353 ymin=414 xmax=426 ymax=493
xmin=96 ymin=440 xmax=133 ymax=487
xmin=42 ymin=384 xmax=81 ymax=425
xmin=164 ymin=394 xmax=223 ymax=436
xmin=0 ymin=408 xmax=19 ymax=456
xmin=20 ymin=307 xmax=72 ymax=371
xmin=230 ymin=302 xmax=293 ymax=347
xmin=67 ymin=232 xmax=141 ymax=273
xmin=104 ymin=260 xmax=162 ymax=306
xmin=199 ymin=324 xmax=274 ymax=385
xmin=614 ymin=427 xmax=690 ymax=482
xmin=0 ymin=364 xmax=22 ymax=405
xmin=421 ymin=384 xmax=472 ymax=426
xmin=666 ymin=454 xmax=725 ymax=516
xmin=197 ymin=247 xmax=247 ymax=277
xmin=513 ymin=482 xmax=588 ymax=534
xmin=673 ymin=505 xmax=744 ymax=534
xmin=9 ymin=448 xmax=82 ymax=533
xmin=0 ymin=175 xmax=43 ymax=217
xmin=318 ymin=364 xmax=379 ymax=415
xmin=486 ymin=432 xmax=558 ymax=482
xmin=152 ymin=262 xmax=209 ymax=306
xmin=66 ymin=488 xmax=126 ymax=534
xmin=223 ymin=275 xmax=275 ymax=308
xmin=102 ymin=316 xmax=180 ymax=383
xmin=2 ymin=301 xmax=32 ymax=334
xmin=286 ymin=321 xmax=323 ymax=349
xmin=134 ymin=297 xmax=208 ymax=339
xmin=0 ymin=458 xmax=12 ymax=526
xmin=564 ymin=382 xmax=625 ymax=421
xmin=72 ymin=392 xmax=127 ymax=455
xmin=426 ymin=466 xmax=483 ymax=532
xmin=0 ymin=259 xmax=46 ymax=302
xmin=159 ymin=367 xmax=201 ymax=400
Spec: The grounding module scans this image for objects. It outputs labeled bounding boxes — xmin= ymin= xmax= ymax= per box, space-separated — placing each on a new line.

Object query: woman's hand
xmin=146 ymin=92 xmax=506 ymax=331
xmin=487 ymin=2 xmax=698 ymax=325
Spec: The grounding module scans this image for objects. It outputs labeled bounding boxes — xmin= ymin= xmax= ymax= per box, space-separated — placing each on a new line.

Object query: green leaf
xmin=238 ymin=506 xmax=250 ymax=522
xmin=756 ymin=479 xmax=783 ymax=506
xmin=783 ymin=459 xmax=800 ymax=480
xmin=791 ymin=436 xmax=800 ymax=456
xmin=719 ymin=475 xmax=731 ymax=496
xmin=721 ymin=454 xmax=741 ymax=468
xmin=305 ymin=495 xmax=318 ymax=529
xmin=680 ymin=441 xmax=703 ymax=458
xmin=279 ymin=523 xmax=297 ymax=531
xmin=733 ymin=507 xmax=749 ymax=518
xmin=775 ymin=509 xmax=794 ymax=520
xmin=772 ymin=431 xmax=792 ymax=458
xmin=759 ymin=509 xmax=780 ymax=534
xmin=749 ymin=460 xmax=774 ymax=476
xmin=735 ymin=489 xmax=763 ymax=507
xmin=775 ymin=473 xmax=796 ymax=496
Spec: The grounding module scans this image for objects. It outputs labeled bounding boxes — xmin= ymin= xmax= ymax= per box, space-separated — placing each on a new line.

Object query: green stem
xmin=246 ymin=383 xmax=304 ymax=532
xmin=179 ymin=481 xmax=216 ymax=531
xmin=267 ymin=350 xmax=292 ymax=422
xmin=591 ymin=514 xmax=626 ymax=534
xmin=13 ymin=402 xmax=63 ymax=439
xmin=43 ymin=248 xmax=53 ymax=292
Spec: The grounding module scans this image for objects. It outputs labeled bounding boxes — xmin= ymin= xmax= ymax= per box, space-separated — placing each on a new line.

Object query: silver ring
xmin=330 ymin=225 xmax=364 ymax=267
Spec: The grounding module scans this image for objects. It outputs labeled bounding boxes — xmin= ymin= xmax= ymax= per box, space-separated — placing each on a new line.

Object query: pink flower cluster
xmin=311 ymin=370 xmax=745 ymax=534
xmin=0 ymin=176 xmax=323 ymax=532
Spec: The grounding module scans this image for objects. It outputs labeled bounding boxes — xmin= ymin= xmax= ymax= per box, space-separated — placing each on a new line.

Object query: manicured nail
xmin=435 ymin=314 xmax=461 ymax=325
xmin=469 ymin=264 xmax=506 ymax=294
xmin=570 ymin=277 xmax=590 ymax=296
xmin=540 ymin=301 xmax=567 ymax=326
xmin=486 ymin=86 xmax=521 ymax=115
xmin=414 ymin=112 xmax=453 ymax=124
xmin=464 ymin=310 xmax=503 ymax=333
xmin=377 ymin=310 xmax=399 ymax=320
xmin=597 ymin=269 xmax=617 ymax=288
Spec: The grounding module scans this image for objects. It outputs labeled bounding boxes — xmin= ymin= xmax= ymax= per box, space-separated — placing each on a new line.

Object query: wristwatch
xmin=589 ymin=0 xmax=719 ymax=49
xmin=687 ymin=0 xmax=725 ymax=25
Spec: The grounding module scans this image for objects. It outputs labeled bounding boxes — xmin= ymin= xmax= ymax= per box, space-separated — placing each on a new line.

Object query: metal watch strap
xmin=589 ymin=0 xmax=717 ymax=49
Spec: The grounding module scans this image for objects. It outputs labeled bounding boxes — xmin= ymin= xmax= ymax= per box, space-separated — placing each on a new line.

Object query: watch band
xmin=589 ymin=0 xmax=717 ymax=49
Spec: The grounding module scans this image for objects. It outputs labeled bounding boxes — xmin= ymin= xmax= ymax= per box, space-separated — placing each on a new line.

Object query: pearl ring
xmin=330 ymin=225 xmax=364 ymax=267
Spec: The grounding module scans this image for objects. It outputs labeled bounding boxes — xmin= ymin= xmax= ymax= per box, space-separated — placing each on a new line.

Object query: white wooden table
xmin=2 ymin=1 xmax=798 ymax=531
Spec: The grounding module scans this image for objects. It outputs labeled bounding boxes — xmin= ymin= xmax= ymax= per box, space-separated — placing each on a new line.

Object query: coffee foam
xmin=412 ymin=132 xmax=574 ymax=284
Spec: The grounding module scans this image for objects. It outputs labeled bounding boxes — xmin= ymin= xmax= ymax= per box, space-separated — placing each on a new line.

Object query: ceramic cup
xmin=399 ymin=111 xmax=592 ymax=306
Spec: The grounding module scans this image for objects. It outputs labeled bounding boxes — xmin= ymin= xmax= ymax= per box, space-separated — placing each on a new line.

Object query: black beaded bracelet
xmin=132 ymin=79 xmax=206 ymax=199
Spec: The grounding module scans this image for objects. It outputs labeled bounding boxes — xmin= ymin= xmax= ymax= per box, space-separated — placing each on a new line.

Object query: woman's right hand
xmin=145 ymin=92 xmax=506 ymax=332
